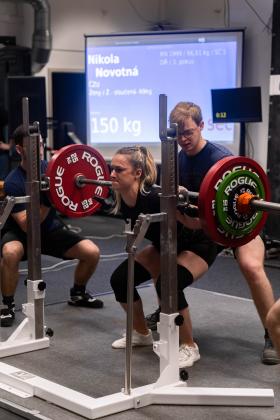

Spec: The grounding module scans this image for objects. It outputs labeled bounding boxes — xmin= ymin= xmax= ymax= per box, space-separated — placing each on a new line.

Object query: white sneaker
xmin=179 ymin=343 xmax=200 ymax=368
xmin=112 ymin=329 xmax=153 ymax=349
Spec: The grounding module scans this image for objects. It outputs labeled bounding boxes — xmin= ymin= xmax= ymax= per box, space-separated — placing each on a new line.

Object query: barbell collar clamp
xmin=237 ymin=192 xmax=280 ymax=215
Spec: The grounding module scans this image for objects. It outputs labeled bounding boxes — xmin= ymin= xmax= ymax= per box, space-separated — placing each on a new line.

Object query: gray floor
xmin=0 ymin=287 xmax=280 ymax=420
xmin=0 ymin=215 xmax=280 ymax=419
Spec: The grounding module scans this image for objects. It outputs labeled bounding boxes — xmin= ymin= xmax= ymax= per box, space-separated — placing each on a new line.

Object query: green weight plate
xmin=215 ymin=169 xmax=265 ymax=236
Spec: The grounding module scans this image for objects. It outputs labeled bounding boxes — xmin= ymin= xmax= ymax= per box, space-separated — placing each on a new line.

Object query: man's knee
xmin=2 ymin=242 xmax=24 ymax=266
xmin=68 ymin=239 xmax=100 ymax=264
xmin=82 ymin=242 xmax=100 ymax=272
xmin=236 ymin=236 xmax=265 ymax=275
xmin=236 ymin=246 xmax=264 ymax=279
xmin=238 ymin=257 xmax=266 ymax=284
xmin=82 ymin=239 xmax=100 ymax=259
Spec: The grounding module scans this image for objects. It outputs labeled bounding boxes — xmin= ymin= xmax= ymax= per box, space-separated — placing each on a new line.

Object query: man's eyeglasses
xmin=110 ymin=166 xmax=126 ymax=173
xmin=178 ymin=128 xmax=197 ymax=139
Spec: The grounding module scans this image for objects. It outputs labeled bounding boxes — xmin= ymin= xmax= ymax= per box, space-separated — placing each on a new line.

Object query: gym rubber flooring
xmin=0 ymin=214 xmax=280 ymax=420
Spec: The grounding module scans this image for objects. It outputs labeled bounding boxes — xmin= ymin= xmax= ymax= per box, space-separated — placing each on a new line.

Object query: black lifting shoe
xmin=145 ymin=306 xmax=161 ymax=331
xmin=68 ymin=288 xmax=104 ymax=309
xmin=261 ymin=332 xmax=280 ymax=365
xmin=0 ymin=307 xmax=15 ymax=327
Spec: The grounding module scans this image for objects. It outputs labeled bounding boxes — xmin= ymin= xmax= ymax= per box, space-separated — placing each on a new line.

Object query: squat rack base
xmin=0 ymin=312 xmax=274 ymax=420
xmin=0 ymin=317 xmax=49 ymax=358
xmin=0 ymin=352 xmax=274 ymax=420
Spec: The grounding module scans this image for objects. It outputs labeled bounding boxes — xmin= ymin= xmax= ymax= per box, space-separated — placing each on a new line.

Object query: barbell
xmin=44 ymin=145 xmax=279 ymax=247
xmin=1 ymin=143 xmax=279 ymax=248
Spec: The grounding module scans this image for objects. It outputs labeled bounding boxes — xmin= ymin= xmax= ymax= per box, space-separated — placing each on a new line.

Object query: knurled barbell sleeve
xmin=75 ymin=175 xmax=113 ymax=187
xmin=250 ymin=198 xmax=280 ymax=214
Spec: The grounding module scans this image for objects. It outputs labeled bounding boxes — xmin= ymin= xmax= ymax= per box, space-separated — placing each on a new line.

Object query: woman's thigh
xmin=135 ymin=245 xmax=161 ymax=279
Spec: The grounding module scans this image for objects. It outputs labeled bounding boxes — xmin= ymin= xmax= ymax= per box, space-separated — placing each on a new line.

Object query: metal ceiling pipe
xmin=7 ymin=0 xmax=52 ymax=73
xmin=25 ymin=0 xmax=52 ymax=73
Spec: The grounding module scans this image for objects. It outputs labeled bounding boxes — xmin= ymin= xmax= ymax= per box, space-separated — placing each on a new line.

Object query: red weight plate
xmin=46 ymin=144 xmax=110 ymax=217
xmin=198 ymin=156 xmax=270 ymax=247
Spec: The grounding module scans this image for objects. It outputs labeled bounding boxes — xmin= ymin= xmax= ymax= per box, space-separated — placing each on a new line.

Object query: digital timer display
xmin=215 ymin=112 xmax=227 ymax=119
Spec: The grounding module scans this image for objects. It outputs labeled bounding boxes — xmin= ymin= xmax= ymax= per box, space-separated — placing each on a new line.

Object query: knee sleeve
xmin=156 ymin=265 xmax=193 ymax=311
xmin=110 ymin=259 xmax=151 ymax=303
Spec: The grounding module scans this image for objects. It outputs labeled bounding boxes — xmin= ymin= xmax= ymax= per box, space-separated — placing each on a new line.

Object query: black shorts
xmin=177 ymin=227 xmax=219 ymax=267
xmin=1 ymin=226 xmax=85 ymax=261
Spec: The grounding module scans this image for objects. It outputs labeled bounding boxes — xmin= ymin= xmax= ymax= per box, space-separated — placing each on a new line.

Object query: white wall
xmin=0 ymin=1 xmax=23 ymax=38
xmin=0 ymin=0 xmax=274 ymax=168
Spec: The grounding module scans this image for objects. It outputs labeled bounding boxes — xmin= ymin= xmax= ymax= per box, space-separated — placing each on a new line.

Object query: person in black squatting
xmin=109 ymin=145 xmax=220 ymax=368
